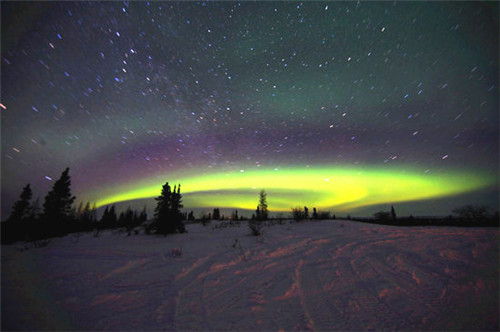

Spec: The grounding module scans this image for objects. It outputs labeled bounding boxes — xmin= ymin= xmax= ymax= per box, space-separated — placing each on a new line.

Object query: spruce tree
xmin=257 ymin=190 xmax=268 ymax=220
xmin=312 ymin=207 xmax=318 ymax=219
xmin=28 ymin=197 xmax=41 ymax=221
xmin=108 ymin=205 xmax=117 ymax=227
xmin=139 ymin=206 xmax=148 ymax=223
xmin=154 ymin=182 xmax=185 ymax=235
xmin=42 ymin=168 xmax=76 ymax=235
xmin=391 ymin=205 xmax=397 ymax=220
xmin=101 ymin=206 xmax=110 ymax=226
xmin=8 ymin=184 xmax=33 ymax=223
xmin=213 ymin=208 xmax=221 ymax=220
xmin=5 ymin=184 xmax=34 ymax=242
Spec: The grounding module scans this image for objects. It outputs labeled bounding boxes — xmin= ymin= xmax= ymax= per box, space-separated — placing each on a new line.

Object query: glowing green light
xmin=93 ymin=166 xmax=495 ymax=212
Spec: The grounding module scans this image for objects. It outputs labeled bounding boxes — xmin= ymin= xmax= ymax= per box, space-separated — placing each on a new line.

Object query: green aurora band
xmin=92 ymin=166 xmax=496 ymax=212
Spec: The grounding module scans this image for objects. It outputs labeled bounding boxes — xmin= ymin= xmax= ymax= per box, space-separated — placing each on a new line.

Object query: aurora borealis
xmin=1 ymin=1 xmax=498 ymax=217
xmin=94 ymin=166 xmax=495 ymax=212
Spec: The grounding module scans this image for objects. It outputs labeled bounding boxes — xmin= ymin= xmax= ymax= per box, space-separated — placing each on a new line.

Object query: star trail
xmin=2 ymin=1 xmax=498 ymax=217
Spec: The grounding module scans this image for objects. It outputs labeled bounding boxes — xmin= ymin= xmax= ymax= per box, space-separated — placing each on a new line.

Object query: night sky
xmin=2 ymin=1 xmax=498 ymax=218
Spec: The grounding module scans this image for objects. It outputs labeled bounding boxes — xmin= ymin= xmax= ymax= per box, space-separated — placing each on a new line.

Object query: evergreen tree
xmin=4 ymin=184 xmax=34 ymax=242
xmin=28 ymin=197 xmax=41 ymax=221
xmin=118 ymin=211 xmax=125 ymax=226
xmin=312 ymin=207 xmax=318 ymax=219
xmin=139 ymin=205 xmax=148 ymax=223
xmin=213 ymin=208 xmax=221 ymax=220
xmin=108 ymin=205 xmax=117 ymax=227
xmin=78 ymin=202 xmax=92 ymax=225
xmin=101 ymin=206 xmax=110 ymax=225
xmin=257 ymin=190 xmax=268 ymax=220
xmin=42 ymin=168 xmax=76 ymax=235
xmin=391 ymin=205 xmax=397 ymax=220
xmin=121 ymin=206 xmax=134 ymax=232
xmin=91 ymin=203 xmax=97 ymax=225
xmin=8 ymin=184 xmax=33 ymax=223
xmin=76 ymin=201 xmax=84 ymax=218
xmin=153 ymin=182 xmax=185 ymax=235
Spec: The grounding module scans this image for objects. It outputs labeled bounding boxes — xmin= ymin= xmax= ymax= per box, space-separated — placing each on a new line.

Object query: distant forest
xmin=2 ymin=167 xmax=498 ymax=244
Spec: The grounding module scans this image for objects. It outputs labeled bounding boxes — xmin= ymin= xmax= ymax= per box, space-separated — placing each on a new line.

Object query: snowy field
xmin=2 ymin=220 xmax=498 ymax=330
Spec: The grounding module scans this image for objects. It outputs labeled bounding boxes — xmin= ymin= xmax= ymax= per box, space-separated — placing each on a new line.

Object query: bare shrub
xmin=453 ymin=205 xmax=490 ymax=221
xmin=291 ymin=207 xmax=307 ymax=221
xmin=248 ymin=220 xmax=263 ymax=236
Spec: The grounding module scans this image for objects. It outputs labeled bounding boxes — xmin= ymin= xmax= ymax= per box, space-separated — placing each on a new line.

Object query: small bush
xmin=201 ymin=217 xmax=211 ymax=226
xmin=248 ymin=220 xmax=263 ymax=236
xmin=291 ymin=207 xmax=307 ymax=221
xmin=453 ymin=205 xmax=490 ymax=221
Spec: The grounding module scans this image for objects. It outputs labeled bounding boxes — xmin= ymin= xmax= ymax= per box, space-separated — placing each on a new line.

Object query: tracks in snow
xmin=3 ymin=222 xmax=497 ymax=330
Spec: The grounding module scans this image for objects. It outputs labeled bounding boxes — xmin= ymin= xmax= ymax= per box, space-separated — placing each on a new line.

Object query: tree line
xmin=4 ymin=167 xmax=496 ymax=244
xmin=2 ymin=168 xmax=187 ymax=244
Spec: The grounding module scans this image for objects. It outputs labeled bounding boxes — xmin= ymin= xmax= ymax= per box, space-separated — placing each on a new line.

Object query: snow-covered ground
xmin=2 ymin=220 xmax=498 ymax=330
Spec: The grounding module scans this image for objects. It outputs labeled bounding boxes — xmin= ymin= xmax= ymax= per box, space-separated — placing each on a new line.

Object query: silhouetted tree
xmin=200 ymin=213 xmax=210 ymax=226
xmin=76 ymin=202 xmax=84 ymax=218
xmin=139 ymin=205 xmax=148 ymax=223
xmin=100 ymin=205 xmax=118 ymax=229
xmin=291 ymin=207 xmax=306 ymax=221
xmin=109 ymin=205 xmax=117 ymax=226
xmin=304 ymin=206 xmax=309 ymax=219
xmin=77 ymin=202 xmax=97 ymax=231
xmin=391 ymin=205 xmax=397 ymax=220
xmin=213 ymin=208 xmax=221 ymax=220
xmin=8 ymin=184 xmax=33 ymax=223
xmin=100 ymin=206 xmax=109 ymax=226
xmin=2 ymin=184 xmax=34 ymax=243
xmin=28 ymin=197 xmax=41 ymax=221
xmin=312 ymin=207 xmax=318 ymax=219
xmin=248 ymin=219 xmax=263 ymax=236
xmin=153 ymin=182 xmax=185 ymax=235
xmin=188 ymin=211 xmax=195 ymax=221
xmin=119 ymin=206 xmax=135 ymax=234
xmin=257 ymin=190 xmax=268 ymax=221
xmin=452 ymin=205 xmax=489 ymax=222
xmin=42 ymin=168 xmax=76 ymax=236
xmin=231 ymin=210 xmax=239 ymax=220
